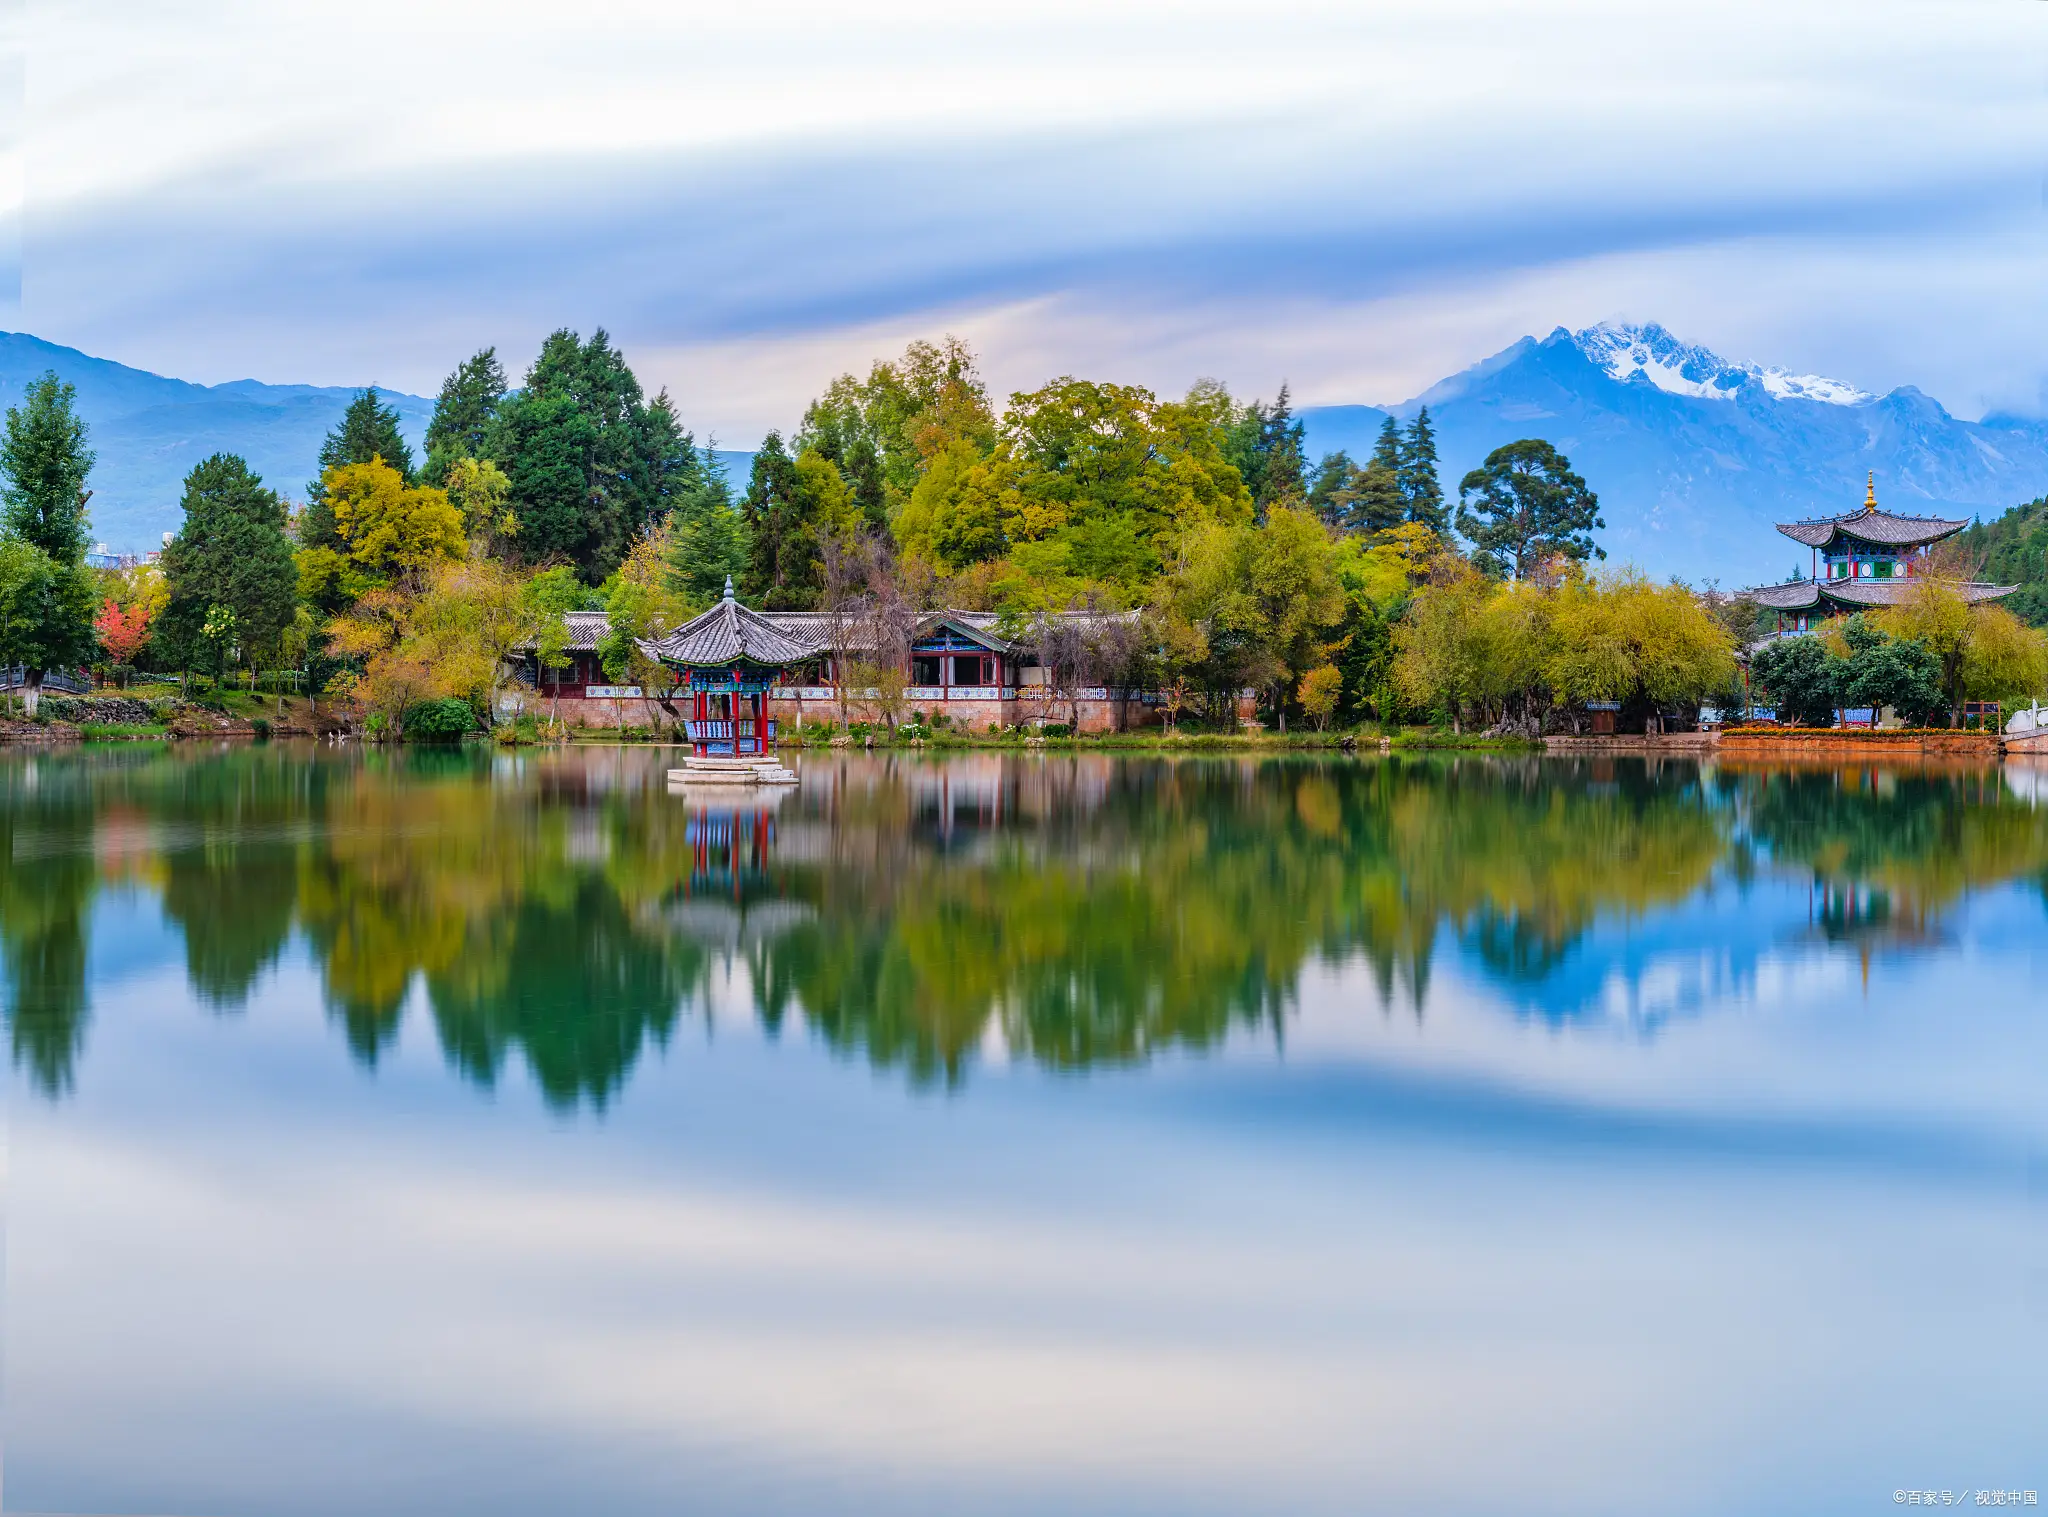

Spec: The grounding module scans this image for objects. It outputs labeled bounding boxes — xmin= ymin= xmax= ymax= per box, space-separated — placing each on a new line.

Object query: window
xmin=912 ymin=655 xmax=943 ymax=685
xmin=952 ymin=655 xmax=986 ymax=687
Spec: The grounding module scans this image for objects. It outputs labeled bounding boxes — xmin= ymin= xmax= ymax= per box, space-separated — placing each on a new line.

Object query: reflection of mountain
xmin=6 ymin=747 xmax=2048 ymax=1101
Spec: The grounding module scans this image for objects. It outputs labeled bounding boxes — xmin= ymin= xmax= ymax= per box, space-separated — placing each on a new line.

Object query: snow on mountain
xmin=1299 ymin=322 xmax=2048 ymax=588
xmin=1570 ymin=321 xmax=1874 ymax=407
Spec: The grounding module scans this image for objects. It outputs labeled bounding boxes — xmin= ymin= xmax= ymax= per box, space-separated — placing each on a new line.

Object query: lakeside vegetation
xmin=2 ymin=331 xmax=2044 ymax=737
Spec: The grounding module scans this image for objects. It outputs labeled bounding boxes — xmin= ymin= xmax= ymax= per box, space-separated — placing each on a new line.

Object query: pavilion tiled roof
xmin=644 ymin=581 xmax=826 ymax=667
xmin=551 ymin=593 xmax=1145 ymax=667
xmin=1744 ymin=577 xmax=2016 ymax=611
xmin=1775 ymin=475 xmax=1970 ymax=550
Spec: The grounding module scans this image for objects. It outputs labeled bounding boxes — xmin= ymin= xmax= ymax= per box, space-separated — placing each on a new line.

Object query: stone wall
xmin=769 ymin=693 xmax=1172 ymax=735
xmin=1718 ymin=727 xmax=2003 ymax=760
xmin=1543 ymin=732 xmax=1720 ymax=754
xmin=37 ymin=695 xmax=176 ymax=725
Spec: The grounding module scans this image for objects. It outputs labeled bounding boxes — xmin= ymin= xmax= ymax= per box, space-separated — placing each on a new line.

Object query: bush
xmin=405 ymin=697 xmax=476 ymax=742
xmin=1040 ymin=722 xmax=1074 ymax=738
xmin=251 ymin=716 xmax=271 ymax=741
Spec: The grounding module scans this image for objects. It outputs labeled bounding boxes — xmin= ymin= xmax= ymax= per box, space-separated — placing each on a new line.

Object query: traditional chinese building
xmin=512 ymin=588 xmax=1218 ymax=736
xmin=1747 ymin=474 xmax=2016 ymax=633
xmin=643 ymin=579 xmax=814 ymax=755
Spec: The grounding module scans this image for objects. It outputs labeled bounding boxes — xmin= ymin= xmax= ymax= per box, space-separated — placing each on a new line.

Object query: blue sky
xmin=9 ymin=0 xmax=2045 ymax=444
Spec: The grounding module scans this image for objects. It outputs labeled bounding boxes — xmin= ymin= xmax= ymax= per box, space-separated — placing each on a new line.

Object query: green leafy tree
xmin=199 ymin=604 xmax=240 ymax=687
xmin=1836 ymin=615 xmax=1942 ymax=723
xmin=302 ymin=387 xmax=416 ymax=549
xmin=1751 ymin=635 xmax=1841 ymax=727
xmin=801 ymin=336 xmax=995 ymax=510
xmin=157 ymin=454 xmax=299 ymax=683
xmin=1398 ymin=407 xmax=1448 ymax=534
xmin=0 ymin=373 xmax=97 ymax=712
xmin=0 ymin=541 xmax=97 ymax=714
xmin=1455 ymin=439 xmax=1605 ymax=580
xmin=1957 ymin=495 xmax=2048 ymax=627
xmin=422 ymin=348 xmax=508 ymax=484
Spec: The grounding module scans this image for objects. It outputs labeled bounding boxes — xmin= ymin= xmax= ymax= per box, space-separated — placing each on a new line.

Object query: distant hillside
xmin=1959 ymin=496 xmax=2048 ymax=626
xmin=0 ymin=332 xmax=433 ymax=553
xmin=1301 ymin=322 xmax=2048 ymax=587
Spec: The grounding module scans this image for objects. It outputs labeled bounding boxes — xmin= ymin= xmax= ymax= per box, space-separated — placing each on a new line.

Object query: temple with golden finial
xmin=1744 ymin=473 xmax=2017 ymax=634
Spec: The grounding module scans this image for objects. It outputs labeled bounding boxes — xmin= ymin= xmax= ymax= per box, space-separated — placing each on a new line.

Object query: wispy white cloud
xmin=16 ymin=0 xmax=2045 ymax=439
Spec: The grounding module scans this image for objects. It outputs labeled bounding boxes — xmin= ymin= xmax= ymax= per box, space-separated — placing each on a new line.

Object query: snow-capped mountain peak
xmin=1569 ymin=321 xmax=1873 ymax=407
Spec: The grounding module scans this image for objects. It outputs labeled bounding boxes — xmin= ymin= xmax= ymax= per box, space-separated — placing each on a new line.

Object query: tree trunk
xmin=22 ymin=673 xmax=40 ymax=719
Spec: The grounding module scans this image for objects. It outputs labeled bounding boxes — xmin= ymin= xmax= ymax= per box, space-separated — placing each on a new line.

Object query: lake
xmin=1 ymin=744 xmax=2043 ymax=1515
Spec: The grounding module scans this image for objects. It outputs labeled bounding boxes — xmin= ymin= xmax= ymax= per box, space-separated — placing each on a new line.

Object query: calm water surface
xmin=1 ymin=745 xmax=2044 ymax=1515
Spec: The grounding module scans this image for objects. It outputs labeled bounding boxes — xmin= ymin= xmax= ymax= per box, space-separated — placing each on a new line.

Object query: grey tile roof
xmin=1775 ymin=507 xmax=1971 ymax=550
xmin=1817 ymin=578 xmax=2015 ymax=607
xmin=537 ymin=596 xmax=1143 ymax=665
xmin=1749 ymin=580 xmax=1822 ymax=610
xmin=1743 ymin=577 xmax=2016 ymax=610
xmin=645 ymin=594 xmax=826 ymax=667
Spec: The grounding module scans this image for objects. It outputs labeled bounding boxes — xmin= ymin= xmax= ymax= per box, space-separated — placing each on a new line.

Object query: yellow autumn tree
xmin=324 ymin=458 xmax=466 ymax=588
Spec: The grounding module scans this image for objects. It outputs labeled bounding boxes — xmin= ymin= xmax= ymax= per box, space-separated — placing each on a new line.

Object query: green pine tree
xmin=158 ymin=455 xmax=300 ymax=684
xmin=487 ymin=329 xmax=711 ymax=583
xmin=1306 ymin=450 xmax=1353 ymax=523
xmin=1398 ymin=406 xmax=1448 ymax=534
xmin=423 ymin=349 xmax=508 ymax=484
xmin=0 ymin=373 xmax=98 ymax=713
xmin=1 ymin=372 xmax=94 ymax=563
xmin=739 ymin=432 xmax=825 ymax=609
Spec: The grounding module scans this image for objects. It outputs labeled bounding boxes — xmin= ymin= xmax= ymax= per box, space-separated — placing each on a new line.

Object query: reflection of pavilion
xmin=651 ymin=787 xmax=812 ymax=949
xmin=1804 ymin=878 xmax=1947 ymax=957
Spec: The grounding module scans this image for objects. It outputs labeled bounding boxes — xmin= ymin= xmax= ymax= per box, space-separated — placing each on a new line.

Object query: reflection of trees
xmin=1384 ymin=760 xmax=1727 ymax=991
xmin=12 ymin=745 xmax=2048 ymax=1104
xmin=426 ymin=879 xmax=704 ymax=1111
xmin=1737 ymin=766 xmax=2048 ymax=922
xmin=157 ymin=755 xmax=320 ymax=1007
xmin=748 ymin=757 xmax=1730 ymax=1078
xmin=0 ymin=764 xmax=95 ymax=1095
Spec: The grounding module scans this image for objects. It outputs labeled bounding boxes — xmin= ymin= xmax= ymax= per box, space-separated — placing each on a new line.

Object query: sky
xmin=6 ymin=0 xmax=2045 ymax=445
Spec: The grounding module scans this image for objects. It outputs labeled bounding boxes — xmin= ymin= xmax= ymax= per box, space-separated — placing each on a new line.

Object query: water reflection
xmin=4 ymin=745 xmax=2047 ymax=1104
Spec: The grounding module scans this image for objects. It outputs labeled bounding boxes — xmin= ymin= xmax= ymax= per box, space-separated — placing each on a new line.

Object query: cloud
xmin=16 ymin=0 xmax=2047 ymax=440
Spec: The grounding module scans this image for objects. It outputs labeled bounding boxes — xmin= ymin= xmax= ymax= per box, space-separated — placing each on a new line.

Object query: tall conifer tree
xmin=423 ymin=349 xmax=508 ymax=484
xmin=1398 ymin=406 xmax=1448 ymax=534
xmin=158 ymin=455 xmax=300 ymax=678
xmin=489 ymin=329 xmax=711 ymax=583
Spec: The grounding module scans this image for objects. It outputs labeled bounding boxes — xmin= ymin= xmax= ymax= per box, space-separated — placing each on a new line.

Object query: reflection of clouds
xmin=14 ymin=931 xmax=2048 ymax=1511
xmin=658 ymin=898 xmax=816 ymax=953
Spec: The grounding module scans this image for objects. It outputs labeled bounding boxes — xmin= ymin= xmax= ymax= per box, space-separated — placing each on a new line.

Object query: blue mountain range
xmin=7 ymin=322 xmax=2046 ymax=586
xmin=1300 ymin=322 xmax=2048 ymax=586
xmin=0 ymin=332 xmax=748 ymax=556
